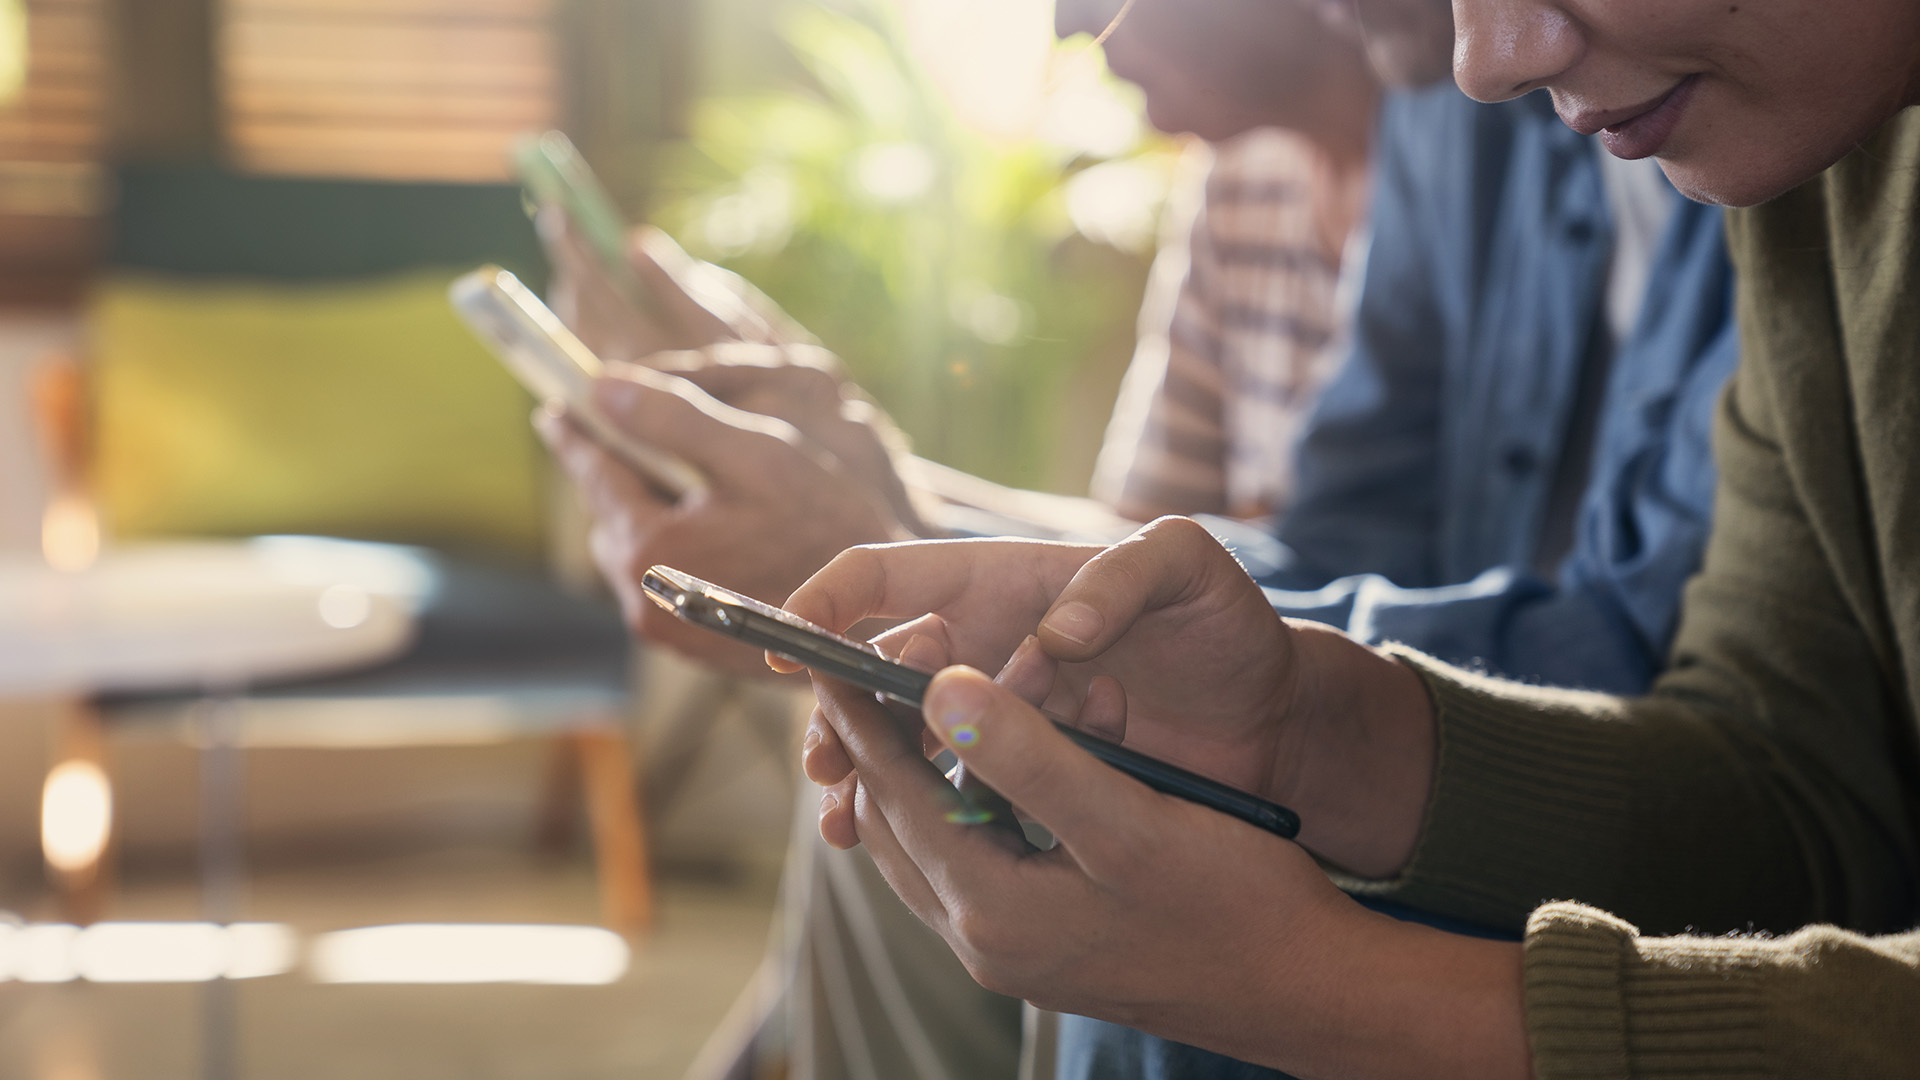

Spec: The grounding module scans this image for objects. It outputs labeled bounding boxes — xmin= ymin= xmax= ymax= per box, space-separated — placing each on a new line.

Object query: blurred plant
xmin=0 ymin=0 xmax=25 ymax=103
xmin=650 ymin=0 xmax=1172 ymax=490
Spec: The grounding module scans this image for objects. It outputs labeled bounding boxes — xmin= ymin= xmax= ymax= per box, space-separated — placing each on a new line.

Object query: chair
xmin=36 ymin=164 xmax=653 ymax=931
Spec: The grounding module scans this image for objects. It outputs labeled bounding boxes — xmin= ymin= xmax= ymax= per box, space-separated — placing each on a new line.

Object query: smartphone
xmin=639 ymin=564 xmax=1302 ymax=840
xmin=514 ymin=129 xmax=693 ymax=336
xmin=449 ymin=265 xmax=706 ymax=499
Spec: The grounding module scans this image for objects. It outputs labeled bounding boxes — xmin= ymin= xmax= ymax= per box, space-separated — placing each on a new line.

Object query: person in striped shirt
xmin=1093 ymin=128 xmax=1367 ymax=523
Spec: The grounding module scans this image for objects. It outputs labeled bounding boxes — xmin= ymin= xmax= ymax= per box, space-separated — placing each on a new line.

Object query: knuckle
xmin=963 ymin=958 xmax=1026 ymax=1000
xmin=947 ymin=903 xmax=1018 ymax=961
xmin=1146 ymin=513 xmax=1213 ymax=551
xmin=823 ymin=543 xmax=880 ymax=586
xmin=951 ymin=922 xmax=1045 ymax=1000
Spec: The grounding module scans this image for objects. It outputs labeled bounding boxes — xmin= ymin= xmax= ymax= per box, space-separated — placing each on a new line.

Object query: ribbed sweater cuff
xmin=1354 ymin=648 xmax=1635 ymax=929
xmin=1525 ymin=902 xmax=1771 ymax=1080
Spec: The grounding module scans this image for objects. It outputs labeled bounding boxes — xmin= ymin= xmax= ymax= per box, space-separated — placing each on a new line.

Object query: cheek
xmin=1630 ymin=0 xmax=1916 ymax=193
xmin=1660 ymin=70 xmax=1899 ymax=206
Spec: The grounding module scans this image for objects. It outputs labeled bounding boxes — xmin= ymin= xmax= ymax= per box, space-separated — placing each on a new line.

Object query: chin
xmin=1655 ymin=97 xmax=1911 ymax=209
xmin=1656 ymin=136 xmax=1863 ymax=209
xmin=1653 ymin=159 xmax=1770 ymax=208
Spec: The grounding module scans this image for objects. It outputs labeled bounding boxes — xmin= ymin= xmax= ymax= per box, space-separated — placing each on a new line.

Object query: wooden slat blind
xmin=221 ymin=0 xmax=559 ymax=182
xmin=0 ymin=0 xmax=106 ymax=303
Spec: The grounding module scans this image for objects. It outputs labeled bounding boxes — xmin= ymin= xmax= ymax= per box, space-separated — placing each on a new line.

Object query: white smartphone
xmin=449 ymin=265 xmax=707 ymax=499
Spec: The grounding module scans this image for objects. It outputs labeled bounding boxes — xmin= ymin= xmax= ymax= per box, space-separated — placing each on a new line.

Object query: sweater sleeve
xmin=1523 ymin=901 xmax=1920 ymax=1079
xmin=1346 ymin=331 xmax=1920 ymax=939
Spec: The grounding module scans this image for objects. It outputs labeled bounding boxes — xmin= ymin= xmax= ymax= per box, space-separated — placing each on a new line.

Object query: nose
xmin=1450 ymin=0 xmax=1583 ymax=102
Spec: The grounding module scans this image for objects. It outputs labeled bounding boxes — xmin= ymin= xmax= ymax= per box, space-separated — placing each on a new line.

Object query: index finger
xmin=591 ymin=368 xmax=809 ymax=483
xmin=783 ymin=538 xmax=1102 ymax=643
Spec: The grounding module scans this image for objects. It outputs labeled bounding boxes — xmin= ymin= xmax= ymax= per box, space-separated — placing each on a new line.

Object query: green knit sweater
xmin=1365 ymin=110 xmax=1920 ymax=1076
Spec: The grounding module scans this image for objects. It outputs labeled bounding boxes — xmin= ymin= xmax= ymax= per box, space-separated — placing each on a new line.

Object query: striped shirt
xmin=1091 ymin=129 xmax=1367 ymax=522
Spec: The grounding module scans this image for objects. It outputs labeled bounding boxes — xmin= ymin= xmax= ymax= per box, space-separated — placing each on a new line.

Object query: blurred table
xmin=0 ymin=538 xmax=415 ymax=697
xmin=0 ymin=538 xmax=417 ymax=1080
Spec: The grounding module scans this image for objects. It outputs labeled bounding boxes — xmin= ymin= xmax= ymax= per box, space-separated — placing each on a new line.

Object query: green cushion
xmin=89 ymin=270 xmax=548 ymax=561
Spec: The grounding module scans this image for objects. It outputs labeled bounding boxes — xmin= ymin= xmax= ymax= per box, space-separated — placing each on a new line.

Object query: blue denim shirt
xmin=1228 ymin=85 xmax=1737 ymax=694
xmin=1056 ymin=85 xmax=1738 ymax=1080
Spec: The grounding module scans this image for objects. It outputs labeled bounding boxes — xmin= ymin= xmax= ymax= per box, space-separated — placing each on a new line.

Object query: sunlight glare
xmin=309 ymin=924 xmax=629 ymax=985
xmin=5 ymin=923 xmax=79 ymax=982
xmin=0 ymin=922 xmax=297 ymax=983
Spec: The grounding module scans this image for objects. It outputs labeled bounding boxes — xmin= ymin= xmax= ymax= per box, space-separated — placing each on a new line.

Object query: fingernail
xmin=819 ymin=790 xmax=838 ymax=815
xmin=1042 ymin=601 xmax=1102 ymax=646
xmin=928 ymin=671 xmax=991 ymax=750
xmin=802 ymin=728 xmax=821 ymax=755
xmin=899 ymin=633 xmax=944 ymax=673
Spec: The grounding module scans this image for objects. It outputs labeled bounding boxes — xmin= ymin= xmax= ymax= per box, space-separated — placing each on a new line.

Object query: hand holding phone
xmin=516 ymin=130 xmax=688 ymax=338
xmin=450 ymin=265 xmax=707 ymax=499
xmin=639 ymin=564 xmax=1302 ymax=839
xmin=517 ymin=130 xmax=783 ymax=352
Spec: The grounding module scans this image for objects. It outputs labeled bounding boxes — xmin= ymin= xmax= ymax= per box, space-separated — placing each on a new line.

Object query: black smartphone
xmin=639 ymin=565 xmax=1301 ymax=840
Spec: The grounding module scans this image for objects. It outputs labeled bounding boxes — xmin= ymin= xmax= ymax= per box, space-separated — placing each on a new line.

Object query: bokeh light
xmin=40 ymin=759 xmax=111 ymax=874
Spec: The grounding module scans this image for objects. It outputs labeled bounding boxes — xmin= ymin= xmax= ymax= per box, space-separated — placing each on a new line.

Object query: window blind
xmin=220 ymin=0 xmax=559 ymax=183
xmin=0 ymin=0 xmax=106 ymax=301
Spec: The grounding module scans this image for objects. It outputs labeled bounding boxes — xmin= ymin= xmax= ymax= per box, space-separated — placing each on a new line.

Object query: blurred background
xmin=0 ymin=0 xmax=1167 ymax=1076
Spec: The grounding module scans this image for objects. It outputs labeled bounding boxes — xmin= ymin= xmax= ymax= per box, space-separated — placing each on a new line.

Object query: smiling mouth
xmin=1560 ymin=75 xmax=1701 ymax=160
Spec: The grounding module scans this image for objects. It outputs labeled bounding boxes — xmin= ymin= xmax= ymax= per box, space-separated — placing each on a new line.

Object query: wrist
xmin=1335 ymin=910 xmax=1532 ymax=1080
xmin=1222 ymin=896 xmax=1530 ymax=1080
xmin=1282 ymin=623 xmax=1437 ymax=879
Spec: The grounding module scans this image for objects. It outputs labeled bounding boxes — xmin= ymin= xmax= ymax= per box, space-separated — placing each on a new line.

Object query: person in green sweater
xmin=772 ymin=0 xmax=1920 ymax=1075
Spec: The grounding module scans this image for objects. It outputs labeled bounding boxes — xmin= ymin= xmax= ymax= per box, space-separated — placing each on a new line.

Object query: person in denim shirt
xmin=1254 ymin=86 xmax=1736 ymax=696
xmin=1054 ymin=79 xmax=1739 ymax=1080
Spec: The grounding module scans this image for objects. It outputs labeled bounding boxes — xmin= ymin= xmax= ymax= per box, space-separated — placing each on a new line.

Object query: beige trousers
xmin=779 ymin=781 xmax=1029 ymax=1080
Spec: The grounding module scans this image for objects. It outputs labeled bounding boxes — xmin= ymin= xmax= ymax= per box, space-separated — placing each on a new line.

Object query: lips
xmin=1559 ymin=75 xmax=1700 ymax=160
